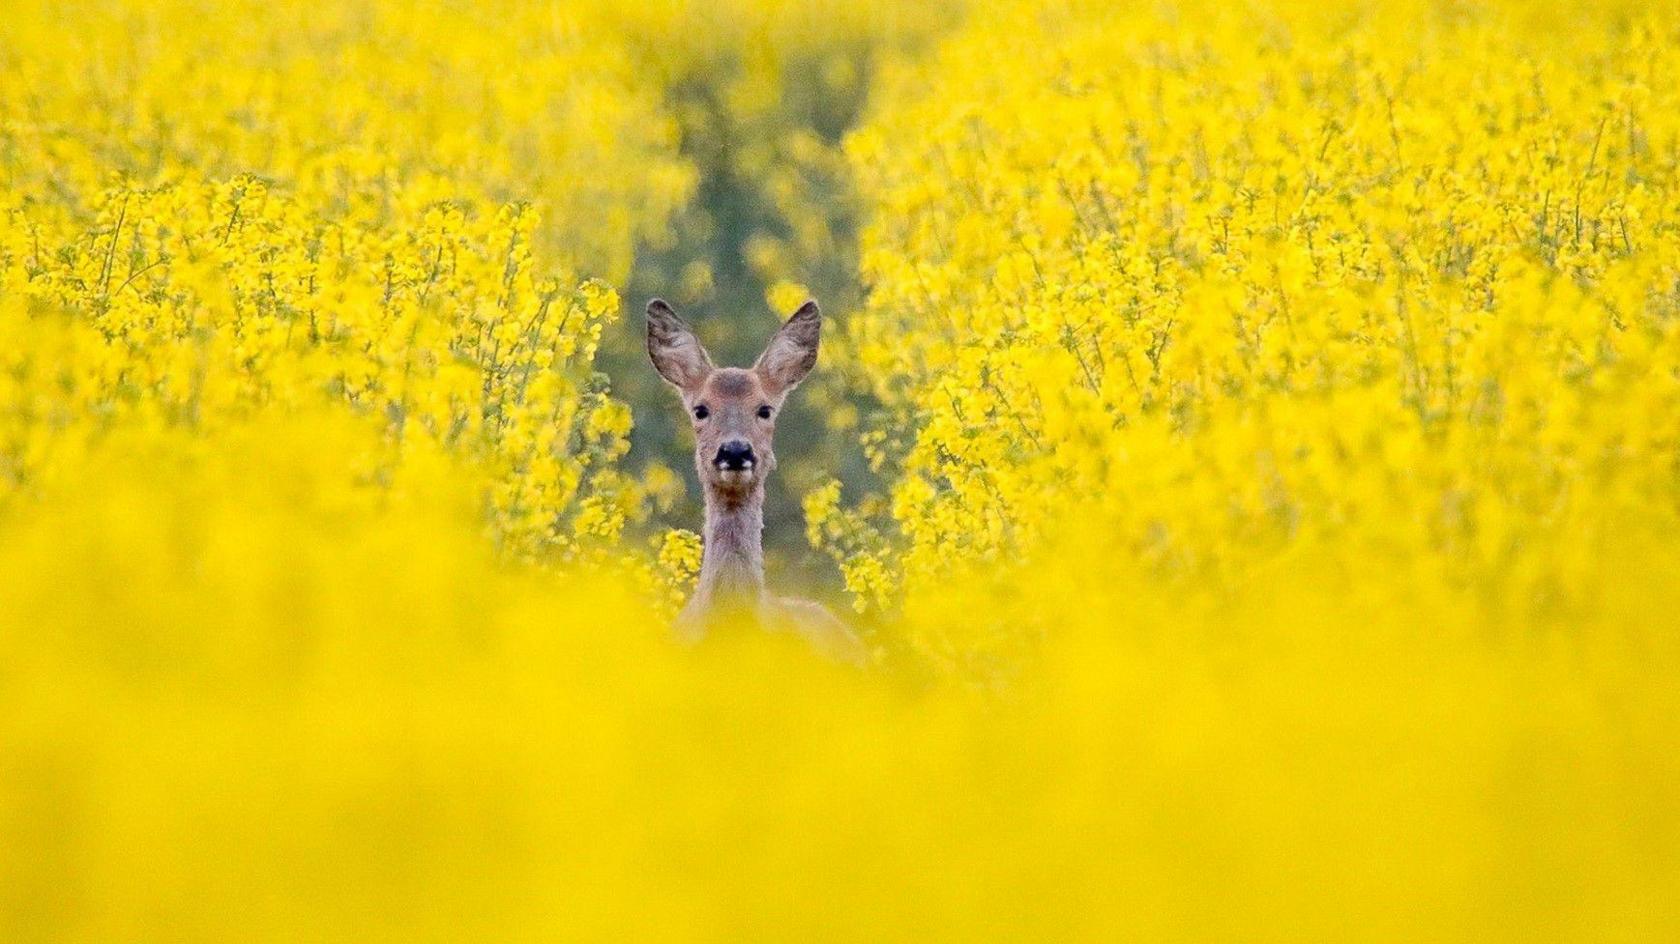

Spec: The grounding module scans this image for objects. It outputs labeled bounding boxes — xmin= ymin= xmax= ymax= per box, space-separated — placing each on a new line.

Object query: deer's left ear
xmin=754 ymin=300 xmax=821 ymax=396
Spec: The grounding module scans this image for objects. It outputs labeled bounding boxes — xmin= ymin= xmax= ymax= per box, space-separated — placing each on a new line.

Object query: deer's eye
xmin=693 ymin=404 xmax=710 ymax=421
xmin=756 ymin=405 xmax=773 ymax=420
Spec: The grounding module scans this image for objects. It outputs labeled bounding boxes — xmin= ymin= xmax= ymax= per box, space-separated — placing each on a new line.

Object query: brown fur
xmin=646 ymin=298 xmax=866 ymax=665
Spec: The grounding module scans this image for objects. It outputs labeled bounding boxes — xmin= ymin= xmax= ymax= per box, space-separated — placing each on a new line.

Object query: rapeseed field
xmin=3 ymin=1 xmax=1676 ymax=940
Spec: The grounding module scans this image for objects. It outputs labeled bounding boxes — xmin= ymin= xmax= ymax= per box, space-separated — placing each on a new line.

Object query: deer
xmin=645 ymin=297 xmax=867 ymax=665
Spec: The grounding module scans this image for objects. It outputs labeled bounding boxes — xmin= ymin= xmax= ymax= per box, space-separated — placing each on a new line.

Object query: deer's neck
xmin=695 ymin=488 xmax=766 ymax=610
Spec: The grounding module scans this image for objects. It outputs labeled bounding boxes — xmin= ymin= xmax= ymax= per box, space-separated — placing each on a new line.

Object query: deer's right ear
xmin=646 ymin=299 xmax=713 ymax=392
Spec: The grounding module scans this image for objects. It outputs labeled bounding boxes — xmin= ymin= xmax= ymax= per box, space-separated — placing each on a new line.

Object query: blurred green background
xmin=602 ymin=27 xmax=933 ymax=595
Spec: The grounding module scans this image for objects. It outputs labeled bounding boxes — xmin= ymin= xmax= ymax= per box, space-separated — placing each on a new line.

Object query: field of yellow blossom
xmin=3 ymin=0 xmax=1678 ymax=941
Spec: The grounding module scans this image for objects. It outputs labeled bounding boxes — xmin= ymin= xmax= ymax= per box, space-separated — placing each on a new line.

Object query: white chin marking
xmin=717 ymin=467 xmax=753 ymax=483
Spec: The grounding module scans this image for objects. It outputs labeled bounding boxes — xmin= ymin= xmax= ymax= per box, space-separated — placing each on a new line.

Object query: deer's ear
xmin=754 ymin=300 xmax=821 ymax=395
xmin=646 ymin=299 xmax=713 ymax=392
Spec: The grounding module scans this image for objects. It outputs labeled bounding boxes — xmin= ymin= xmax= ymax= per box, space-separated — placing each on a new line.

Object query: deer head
xmin=646 ymin=298 xmax=820 ymax=507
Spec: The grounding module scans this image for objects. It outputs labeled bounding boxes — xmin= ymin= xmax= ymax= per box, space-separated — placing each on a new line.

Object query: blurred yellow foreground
xmin=3 ymin=416 xmax=1676 ymax=941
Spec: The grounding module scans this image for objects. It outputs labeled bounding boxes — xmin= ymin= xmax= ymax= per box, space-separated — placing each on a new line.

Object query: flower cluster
xmin=827 ymin=0 xmax=1680 ymax=670
xmin=1 ymin=0 xmax=696 ymax=558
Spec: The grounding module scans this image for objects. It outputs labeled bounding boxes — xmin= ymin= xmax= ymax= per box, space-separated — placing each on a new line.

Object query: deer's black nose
xmin=714 ymin=441 xmax=755 ymax=471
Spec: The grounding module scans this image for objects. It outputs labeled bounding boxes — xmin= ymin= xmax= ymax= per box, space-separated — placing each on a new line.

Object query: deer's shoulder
xmin=768 ymin=596 xmax=868 ymax=666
